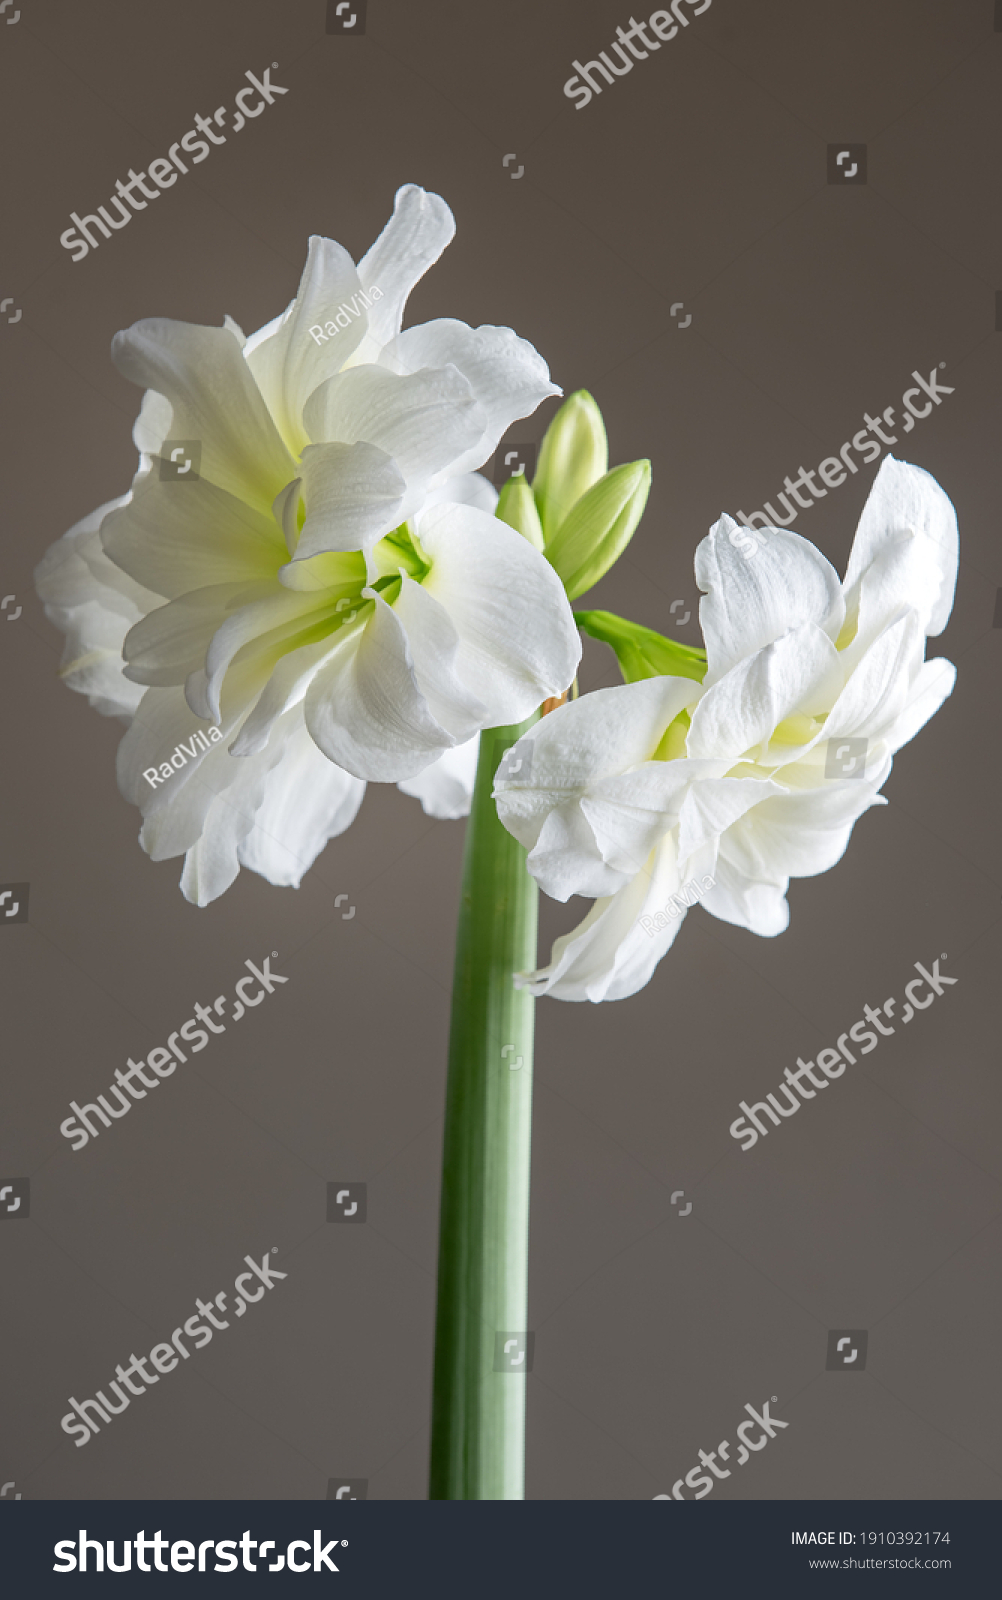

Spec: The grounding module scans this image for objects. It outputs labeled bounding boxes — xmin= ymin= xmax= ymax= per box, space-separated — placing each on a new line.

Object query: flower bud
xmin=495 ymin=471 xmax=545 ymax=551
xmin=544 ymin=460 xmax=651 ymax=601
xmin=532 ymin=390 xmax=608 ymax=540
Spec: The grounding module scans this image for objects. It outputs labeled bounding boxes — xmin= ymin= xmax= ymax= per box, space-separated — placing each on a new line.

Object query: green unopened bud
xmin=532 ymin=390 xmax=608 ymax=541
xmin=544 ymin=460 xmax=651 ymax=602
xmin=575 ymin=609 xmax=707 ymax=686
xmin=495 ymin=471 xmax=545 ymax=551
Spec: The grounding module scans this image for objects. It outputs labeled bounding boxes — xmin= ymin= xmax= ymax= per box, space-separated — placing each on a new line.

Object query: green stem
xmin=429 ymin=716 xmax=539 ymax=1500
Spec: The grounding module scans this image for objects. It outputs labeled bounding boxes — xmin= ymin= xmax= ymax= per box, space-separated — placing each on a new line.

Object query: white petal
xmin=397 ymin=734 xmax=480 ymax=819
xmin=525 ymin=799 xmax=626 ymax=901
xmin=823 ymin=610 xmax=923 ymax=743
xmin=101 ymin=469 xmax=285 ymax=599
xmin=518 ymin=839 xmax=685 ymax=1003
xmin=380 ymin=319 xmax=560 ymax=475
xmin=302 ymin=363 xmax=486 ymax=508
xmin=191 ymin=585 xmax=340 ymax=722
xmin=112 ymin=319 xmax=297 ymax=512
xmin=236 ymin=715 xmax=366 ymax=886
xmin=229 ymin=636 xmax=342 ymax=757
xmin=132 ymin=387 xmax=172 ymax=458
xmin=417 ymin=502 xmax=581 ymax=721
xmin=296 ymin=440 xmax=406 ymax=559
xmin=421 ymin=471 xmax=498 ymax=515
xmin=675 ymin=774 xmax=783 ymax=868
xmin=843 ymin=456 xmax=958 ymax=638
xmin=391 ymin=576 xmax=490 ymax=738
xmin=242 ymin=236 xmax=368 ymax=454
xmin=885 ymin=656 xmax=956 ymax=753
xmin=687 ymin=623 xmax=843 ymax=762
xmin=347 ymin=185 xmax=456 ymax=366
xmin=839 ymin=532 xmax=944 ymax=677
xmin=304 ymin=592 xmax=458 ymax=780
xmin=117 ymin=687 xmax=248 ymax=856
xmin=493 ymin=679 xmax=699 ymax=900
xmin=700 ymin=851 xmax=791 ymax=937
xmin=35 ymin=496 xmax=160 ymax=719
xmin=712 ymin=777 xmax=882 ymax=895
xmin=501 ymin=677 xmax=698 ymax=792
xmin=696 ymin=516 xmax=844 ymax=688
xmin=122 ymin=580 xmax=277 ymax=689
xmin=177 ymin=737 xmax=285 ymax=907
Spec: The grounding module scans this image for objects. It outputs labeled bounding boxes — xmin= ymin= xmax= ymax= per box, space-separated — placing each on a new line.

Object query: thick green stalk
xmin=429 ymin=716 xmax=538 ymax=1500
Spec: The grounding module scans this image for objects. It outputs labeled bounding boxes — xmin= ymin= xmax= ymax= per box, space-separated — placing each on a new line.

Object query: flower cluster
xmin=37 ymin=184 xmax=960 ymax=1011
xmin=494 ymin=458 xmax=958 ymax=1001
xmin=37 ymin=186 xmax=580 ymax=904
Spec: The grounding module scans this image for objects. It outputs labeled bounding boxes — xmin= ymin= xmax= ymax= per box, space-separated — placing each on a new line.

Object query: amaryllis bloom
xmin=36 ymin=185 xmax=579 ymax=905
xmin=495 ymin=457 xmax=958 ymax=1001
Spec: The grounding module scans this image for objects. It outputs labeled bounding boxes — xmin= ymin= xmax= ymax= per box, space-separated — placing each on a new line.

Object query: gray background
xmin=1 ymin=0 xmax=999 ymax=1500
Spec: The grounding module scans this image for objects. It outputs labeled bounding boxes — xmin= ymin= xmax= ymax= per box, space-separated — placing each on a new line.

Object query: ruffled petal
xmin=347 ymin=184 xmax=456 ymax=366
xmin=884 ymin=656 xmax=956 ymax=754
xmin=695 ymin=517 xmax=844 ymax=688
xmin=122 ymin=580 xmax=277 ymax=689
xmin=302 ymin=363 xmax=486 ymax=512
xmin=499 ymin=677 xmax=698 ymax=794
xmin=236 ymin=715 xmax=366 ymax=887
xmin=416 ymin=502 xmax=581 ymax=722
xmin=296 ymin=440 xmax=406 ymax=559
xmin=379 ymin=319 xmax=560 ymax=475
xmin=304 ymin=593 xmax=458 ymax=781
xmin=390 ymin=576 xmax=490 ymax=738
xmin=228 ymin=637 xmax=342 ymax=757
xmin=842 ymin=456 xmax=958 ymax=638
xmin=822 ymin=610 xmax=923 ymax=744
xmin=100 ymin=469 xmax=285 ymax=599
xmin=190 ymin=585 xmax=342 ymax=722
xmin=711 ymin=777 xmax=883 ymax=891
xmin=687 ymin=623 xmax=843 ymax=763
xmin=34 ymin=496 xmax=160 ymax=719
xmin=177 ymin=735 xmax=288 ymax=906
xmin=111 ymin=318 xmax=297 ymax=512
xmin=242 ymin=236 xmax=368 ymax=454
xmin=397 ymin=734 xmax=479 ymax=819
xmin=493 ymin=679 xmax=700 ymax=899
xmin=675 ymin=774 xmax=783 ymax=869
xmin=516 ymin=838 xmax=686 ymax=1003
xmin=421 ymin=470 xmax=497 ymax=515
xmin=700 ymin=851 xmax=791 ymax=937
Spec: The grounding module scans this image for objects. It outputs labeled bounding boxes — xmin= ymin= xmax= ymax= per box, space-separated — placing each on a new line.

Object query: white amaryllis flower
xmin=495 ymin=456 xmax=958 ymax=1001
xmin=36 ymin=185 xmax=579 ymax=905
